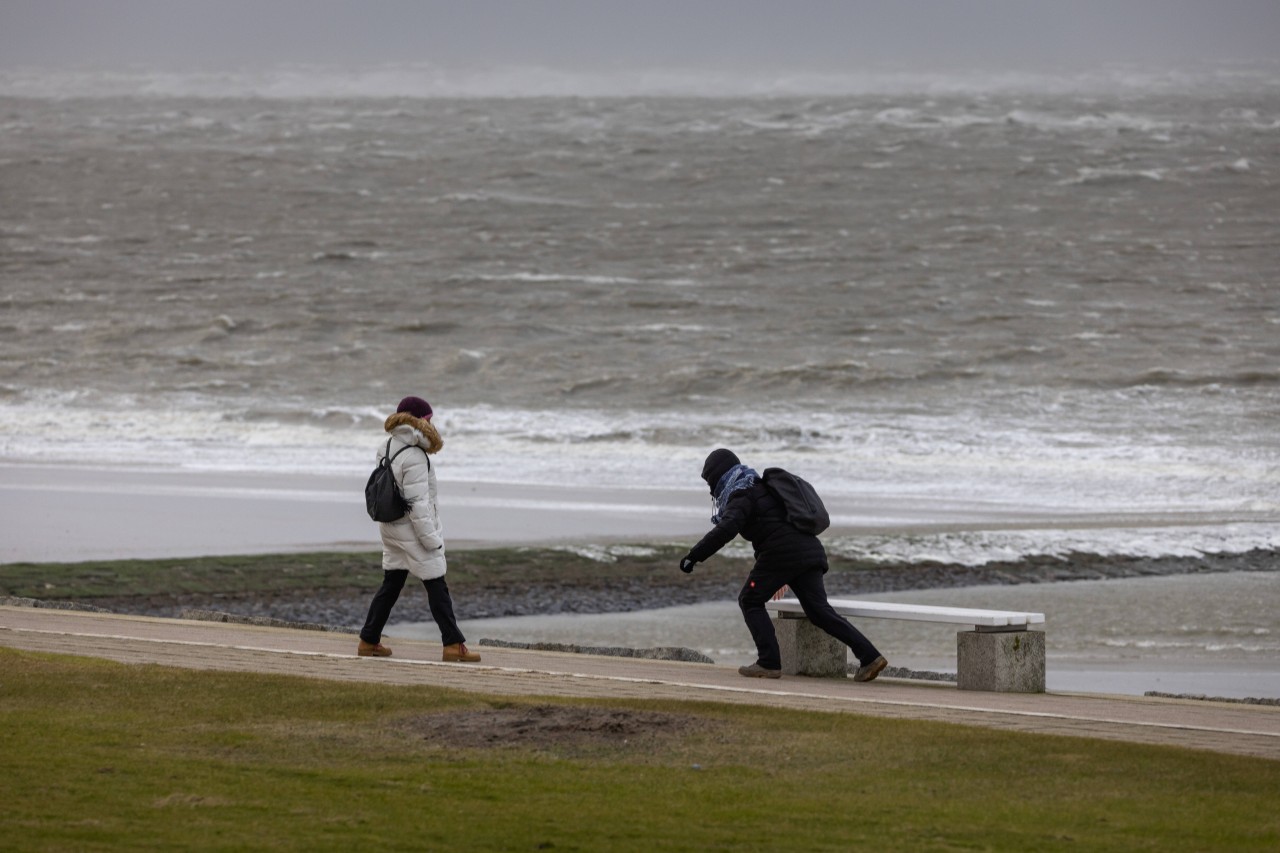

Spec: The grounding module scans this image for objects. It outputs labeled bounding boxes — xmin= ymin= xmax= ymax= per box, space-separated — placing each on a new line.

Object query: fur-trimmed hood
xmin=384 ymin=411 xmax=444 ymax=454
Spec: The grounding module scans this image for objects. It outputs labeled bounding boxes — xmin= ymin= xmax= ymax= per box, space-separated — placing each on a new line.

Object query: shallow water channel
xmin=399 ymin=571 xmax=1280 ymax=700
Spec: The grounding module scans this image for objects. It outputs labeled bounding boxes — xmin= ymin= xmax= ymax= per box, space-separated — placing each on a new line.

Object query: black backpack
xmin=761 ymin=467 xmax=831 ymax=535
xmin=364 ymin=438 xmax=421 ymax=522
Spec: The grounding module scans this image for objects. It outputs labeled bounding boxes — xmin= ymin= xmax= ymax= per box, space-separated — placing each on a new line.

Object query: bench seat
xmin=766 ymin=598 xmax=1045 ymax=631
xmin=764 ymin=597 xmax=1046 ymax=692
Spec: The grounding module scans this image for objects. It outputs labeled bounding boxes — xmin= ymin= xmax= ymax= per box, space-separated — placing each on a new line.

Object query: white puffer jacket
xmin=377 ymin=412 xmax=446 ymax=579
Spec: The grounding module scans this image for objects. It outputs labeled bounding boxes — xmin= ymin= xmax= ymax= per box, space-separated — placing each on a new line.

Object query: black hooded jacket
xmin=688 ymin=450 xmax=827 ymax=570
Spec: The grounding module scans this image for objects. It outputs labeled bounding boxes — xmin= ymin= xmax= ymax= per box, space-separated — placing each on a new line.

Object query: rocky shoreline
xmin=77 ymin=547 xmax=1277 ymax=632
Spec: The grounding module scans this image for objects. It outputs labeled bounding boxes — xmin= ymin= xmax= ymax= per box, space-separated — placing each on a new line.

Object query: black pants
xmin=360 ymin=569 xmax=465 ymax=647
xmin=738 ymin=562 xmax=881 ymax=671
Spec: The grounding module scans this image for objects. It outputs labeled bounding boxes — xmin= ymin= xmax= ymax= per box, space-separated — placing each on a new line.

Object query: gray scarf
xmin=712 ymin=464 xmax=759 ymax=523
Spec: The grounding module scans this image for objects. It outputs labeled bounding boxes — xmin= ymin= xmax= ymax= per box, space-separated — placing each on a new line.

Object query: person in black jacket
xmin=680 ymin=448 xmax=888 ymax=681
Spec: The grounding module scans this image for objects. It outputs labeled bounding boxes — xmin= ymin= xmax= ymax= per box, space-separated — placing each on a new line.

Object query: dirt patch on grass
xmin=401 ymin=704 xmax=712 ymax=751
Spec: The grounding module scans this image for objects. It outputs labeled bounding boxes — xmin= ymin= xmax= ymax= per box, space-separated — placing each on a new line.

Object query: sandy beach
xmin=4 ymin=461 xmax=1252 ymax=565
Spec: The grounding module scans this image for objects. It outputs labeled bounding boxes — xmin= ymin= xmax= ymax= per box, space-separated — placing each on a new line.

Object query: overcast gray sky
xmin=2 ymin=0 xmax=1277 ymax=72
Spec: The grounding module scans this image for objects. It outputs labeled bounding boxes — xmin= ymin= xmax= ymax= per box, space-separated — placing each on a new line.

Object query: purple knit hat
xmin=396 ymin=396 xmax=433 ymax=421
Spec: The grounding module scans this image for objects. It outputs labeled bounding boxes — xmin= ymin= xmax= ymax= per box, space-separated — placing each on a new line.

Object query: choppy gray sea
xmin=1 ymin=64 xmax=1278 ymax=562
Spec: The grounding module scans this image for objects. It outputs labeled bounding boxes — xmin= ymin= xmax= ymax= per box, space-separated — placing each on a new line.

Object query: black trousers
xmin=738 ymin=561 xmax=881 ymax=671
xmin=360 ymin=569 xmax=465 ymax=647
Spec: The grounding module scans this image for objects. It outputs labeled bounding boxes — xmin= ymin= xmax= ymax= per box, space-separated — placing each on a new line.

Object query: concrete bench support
xmin=957 ymin=628 xmax=1045 ymax=693
xmin=775 ymin=613 xmax=846 ymax=677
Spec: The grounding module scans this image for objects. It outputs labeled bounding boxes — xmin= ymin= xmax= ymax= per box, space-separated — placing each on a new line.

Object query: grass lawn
xmin=2 ymin=648 xmax=1277 ymax=852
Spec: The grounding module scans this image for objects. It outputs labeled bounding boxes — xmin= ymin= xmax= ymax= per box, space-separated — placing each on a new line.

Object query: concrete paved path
xmin=4 ymin=605 xmax=1278 ymax=761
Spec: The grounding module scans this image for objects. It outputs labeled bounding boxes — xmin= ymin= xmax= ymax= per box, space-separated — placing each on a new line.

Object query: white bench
xmin=765 ymin=597 xmax=1046 ymax=693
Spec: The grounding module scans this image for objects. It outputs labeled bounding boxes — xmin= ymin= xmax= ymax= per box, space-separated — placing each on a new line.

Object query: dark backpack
xmin=364 ymin=438 xmax=420 ymax=522
xmin=761 ymin=467 xmax=830 ymax=535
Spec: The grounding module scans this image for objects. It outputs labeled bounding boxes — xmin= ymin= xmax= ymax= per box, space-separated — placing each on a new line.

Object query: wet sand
xmin=0 ymin=462 xmax=709 ymax=563
xmin=2 ymin=461 xmax=1259 ymax=564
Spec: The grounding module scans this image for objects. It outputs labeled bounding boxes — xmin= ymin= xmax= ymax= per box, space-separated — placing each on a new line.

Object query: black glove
xmin=680 ymin=556 xmax=696 ymax=574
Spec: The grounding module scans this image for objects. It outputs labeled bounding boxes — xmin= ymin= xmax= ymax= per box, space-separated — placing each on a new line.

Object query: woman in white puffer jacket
xmin=357 ymin=396 xmax=480 ymax=663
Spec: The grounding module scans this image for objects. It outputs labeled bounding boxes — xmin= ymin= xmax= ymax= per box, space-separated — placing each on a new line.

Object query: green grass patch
xmin=2 ymin=648 xmax=1277 ymax=851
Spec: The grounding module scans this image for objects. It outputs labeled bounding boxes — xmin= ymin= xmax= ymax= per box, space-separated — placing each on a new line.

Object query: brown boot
xmin=442 ymin=642 xmax=481 ymax=663
xmin=853 ymin=655 xmax=887 ymax=682
xmin=357 ymin=640 xmax=392 ymax=657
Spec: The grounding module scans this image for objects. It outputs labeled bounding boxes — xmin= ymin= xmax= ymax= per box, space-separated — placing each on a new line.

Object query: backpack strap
xmin=386 ymin=437 xmax=430 ymax=469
